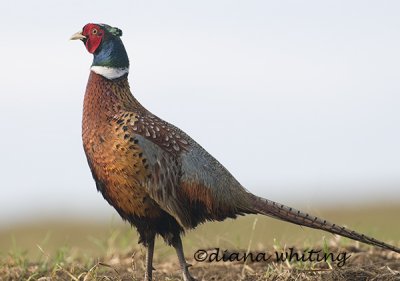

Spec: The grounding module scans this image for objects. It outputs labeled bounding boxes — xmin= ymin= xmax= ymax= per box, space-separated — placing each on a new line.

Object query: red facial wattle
xmin=82 ymin=23 xmax=104 ymax=54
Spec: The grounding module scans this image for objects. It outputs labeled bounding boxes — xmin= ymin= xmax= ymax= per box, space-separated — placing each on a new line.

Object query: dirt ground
xmin=1 ymin=245 xmax=399 ymax=281
xmin=1 ymin=208 xmax=399 ymax=280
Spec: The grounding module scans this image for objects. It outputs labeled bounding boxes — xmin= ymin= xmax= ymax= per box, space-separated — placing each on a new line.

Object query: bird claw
xmin=183 ymin=275 xmax=197 ymax=281
xmin=182 ymin=264 xmax=196 ymax=281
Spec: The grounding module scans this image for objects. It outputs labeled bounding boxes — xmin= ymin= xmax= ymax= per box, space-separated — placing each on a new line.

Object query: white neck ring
xmin=91 ymin=66 xmax=129 ymax=79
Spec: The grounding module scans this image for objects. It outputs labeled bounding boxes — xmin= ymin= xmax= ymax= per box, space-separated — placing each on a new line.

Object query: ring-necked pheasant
xmin=71 ymin=23 xmax=400 ymax=281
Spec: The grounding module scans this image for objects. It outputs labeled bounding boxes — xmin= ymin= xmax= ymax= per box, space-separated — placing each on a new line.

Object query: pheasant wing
xmin=113 ymin=111 xmax=253 ymax=228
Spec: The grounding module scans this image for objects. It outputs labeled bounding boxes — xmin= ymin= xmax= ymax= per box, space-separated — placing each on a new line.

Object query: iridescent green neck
xmin=92 ymin=36 xmax=129 ymax=69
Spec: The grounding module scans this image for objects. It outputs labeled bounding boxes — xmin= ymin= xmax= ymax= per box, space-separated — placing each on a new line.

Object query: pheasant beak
xmin=70 ymin=31 xmax=86 ymax=41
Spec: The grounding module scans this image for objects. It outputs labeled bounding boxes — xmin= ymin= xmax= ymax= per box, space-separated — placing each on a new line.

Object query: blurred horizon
xmin=1 ymin=1 xmax=399 ymax=229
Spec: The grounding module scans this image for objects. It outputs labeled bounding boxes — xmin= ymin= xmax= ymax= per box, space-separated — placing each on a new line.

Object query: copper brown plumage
xmin=72 ymin=23 xmax=400 ymax=281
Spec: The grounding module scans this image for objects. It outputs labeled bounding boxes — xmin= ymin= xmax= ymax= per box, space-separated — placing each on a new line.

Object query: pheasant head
xmin=71 ymin=23 xmax=129 ymax=79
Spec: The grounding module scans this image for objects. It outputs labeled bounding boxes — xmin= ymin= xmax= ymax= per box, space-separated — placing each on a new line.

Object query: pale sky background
xmin=0 ymin=1 xmax=399 ymax=227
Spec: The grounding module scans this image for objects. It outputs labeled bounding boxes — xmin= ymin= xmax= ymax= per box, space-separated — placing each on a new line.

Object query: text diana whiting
xmin=194 ymin=247 xmax=351 ymax=268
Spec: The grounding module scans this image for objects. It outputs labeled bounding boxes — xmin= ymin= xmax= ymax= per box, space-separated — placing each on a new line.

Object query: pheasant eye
xmin=92 ymin=29 xmax=98 ymax=35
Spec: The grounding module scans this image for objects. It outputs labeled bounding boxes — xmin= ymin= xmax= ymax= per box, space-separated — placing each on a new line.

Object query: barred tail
xmin=250 ymin=194 xmax=400 ymax=254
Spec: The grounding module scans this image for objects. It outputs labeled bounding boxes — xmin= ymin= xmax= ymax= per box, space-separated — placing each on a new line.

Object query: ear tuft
xmin=99 ymin=24 xmax=123 ymax=37
xmin=109 ymin=26 xmax=123 ymax=37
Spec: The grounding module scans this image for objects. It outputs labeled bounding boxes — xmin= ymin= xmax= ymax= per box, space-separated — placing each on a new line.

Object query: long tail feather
xmin=250 ymin=194 xmax=400 ymax=254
